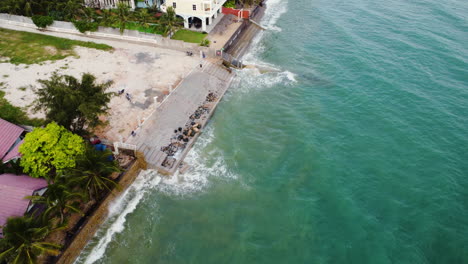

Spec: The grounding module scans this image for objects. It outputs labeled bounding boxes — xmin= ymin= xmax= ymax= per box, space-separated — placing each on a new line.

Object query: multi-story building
xmin=161 ymin=0 xmax=227 ymax=31
xmin=84 ymin=0 xmax=137 ymax=10
xmin=85 ymin=0 xmax=226 ymax=32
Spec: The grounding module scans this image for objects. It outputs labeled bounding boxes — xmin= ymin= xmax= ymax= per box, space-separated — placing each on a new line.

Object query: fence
xmin=221 ymin=7 xmax=250 ymax=19
xmin=0 ymin=13 xmax=201 ymax=52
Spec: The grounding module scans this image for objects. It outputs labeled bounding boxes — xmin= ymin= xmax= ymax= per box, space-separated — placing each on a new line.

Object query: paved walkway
xmin=126 ymin=61 xmax=233 ymax=169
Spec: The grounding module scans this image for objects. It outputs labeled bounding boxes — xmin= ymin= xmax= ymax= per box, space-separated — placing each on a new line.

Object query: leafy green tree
xmin=72 ymin=145 xmax=120 ymax=201
xmin=57 ymin=0 xmax=84 ymax=21
xmin=0 ymin=0 xmax=22 ymax=15
xmin=33 ymin=73 xmax=114 ymax=135
xmin=0 ymin=216 xmax=62 ymax=264
xmin=159 ymin=6 xmax=179 ymax=37
xmin=28 ymin=175 xmax=84 ymax=224
xmin=19 ymin=122 xmax=85 ymax=179
xmin=115 ymin=2 xmax=130 ymax=34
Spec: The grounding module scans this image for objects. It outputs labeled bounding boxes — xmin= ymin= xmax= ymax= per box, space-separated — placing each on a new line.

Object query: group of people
xmin=118 ymin=89 xmax=132 ymax=102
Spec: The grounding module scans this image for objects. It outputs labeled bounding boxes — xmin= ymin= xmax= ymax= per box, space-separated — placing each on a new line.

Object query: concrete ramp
xmin=249 ymin=19 xmax=266 ymax=30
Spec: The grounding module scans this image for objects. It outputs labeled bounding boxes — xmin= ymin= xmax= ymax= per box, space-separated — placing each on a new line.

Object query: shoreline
xmin=0 ymin=2 xmax=269 ymax=263
xmin=71 ymin=4 xmax=270 ymax=262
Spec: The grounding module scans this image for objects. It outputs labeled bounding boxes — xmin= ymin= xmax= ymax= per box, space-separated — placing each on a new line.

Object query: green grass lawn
xmin=0 ymin=90 xmax=44 ymax=126
xmin=0 ymin=28 xmax=113 ymax=65
xmin=110 ymin=22 xmax=165 ymax=35
xmin=171 ymin=29 xmax=207 ymax=43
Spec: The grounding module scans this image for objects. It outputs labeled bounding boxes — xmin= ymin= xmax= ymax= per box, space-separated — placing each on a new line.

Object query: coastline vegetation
xmin=0 ymin=0 xmax=184 ymax=37
xmin=0 ymin=73 xmax=123 ymax=263
xmin=0 ymin=27 xmax=112 ymax=65
xmin=0 ymin=90 xmax=44 ymax=126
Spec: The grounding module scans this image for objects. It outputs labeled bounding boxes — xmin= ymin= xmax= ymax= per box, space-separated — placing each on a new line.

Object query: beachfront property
xmin=84 ymin=0 xmax=171 ymax=9
xmin=84 ymin=0 xmax=139 ymax=9
xmin=161 ymin=0 xmax=227 ymax=31
xmin=0 ymin=118 xmax=25 ymax=163
xmin=0 ymin=118 xmax=44 ymax=237
xmin=0 ymin=174 xmax=48 ymax=237
xmin=84 ymin=0 xmax=227 ymax=31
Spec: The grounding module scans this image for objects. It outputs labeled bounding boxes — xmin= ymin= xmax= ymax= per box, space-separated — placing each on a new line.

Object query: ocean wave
xmin=76 ymin=171 xmax=161 ymax=264
xmin=76 ymin=126 xmax=235 ymax=264
xmin=156 ymin=125 xmax=237 ymax=196
xmin=260 ymin=0 xmax=289 ymax=31
xmin=229 ymin=67 xmax=297 ymax=96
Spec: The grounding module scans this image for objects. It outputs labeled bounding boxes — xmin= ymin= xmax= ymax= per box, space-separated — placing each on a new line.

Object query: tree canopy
xmin=19 ymin=122 xmax=85 ymax=179
xmin=160 ymin=6 xmax=180 ymax=37
xmin=72 ymin=145 xmax=121 ymax=200
xmin=0 ymin=216 xmax=61 ymax=264
xmin=33 ymin=73 xmax=114 ymax=135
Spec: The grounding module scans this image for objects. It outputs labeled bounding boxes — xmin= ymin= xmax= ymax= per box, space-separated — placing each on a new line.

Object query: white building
xmin=84 ymin=0 xmax=136 ymax=10
xmin=161 ymin=0 xmax=227 ymax=31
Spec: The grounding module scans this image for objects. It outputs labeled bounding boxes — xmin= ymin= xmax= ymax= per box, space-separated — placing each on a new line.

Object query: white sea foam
xmin=76 ymin=2 xmax=290 ymax=263
xmin=237 ymin=0 xmax=295 ymax=91
xmin=76 ymin=127 xmax=235 ymax=264
xmin=229 ymin=67 xmax=297 ymax=96
xmin=260 ymin=0 xmax=289 ymax=32
xmin=156 ymin=125 xmax=236 ymax=196
xmin=76 ymin=171 xmax=161 ymax=264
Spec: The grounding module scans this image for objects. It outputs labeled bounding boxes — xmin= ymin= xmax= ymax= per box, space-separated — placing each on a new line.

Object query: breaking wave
xmin=75 ymin=126 xmax=234 ymax=264
xmin=75 ymin=171 xmax=161 ymax=264
xmin=260 ymin=0 xmax=289 ymax=32
xmin=156 ymin=125 xmax=237 ymax=196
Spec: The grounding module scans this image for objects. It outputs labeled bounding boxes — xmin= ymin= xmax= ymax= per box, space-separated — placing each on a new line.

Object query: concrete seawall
xmin=53 ymin=153 xmax=147 ymax=264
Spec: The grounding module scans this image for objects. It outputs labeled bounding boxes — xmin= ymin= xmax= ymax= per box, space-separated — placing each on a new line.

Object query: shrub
xmin=223 ymin=0 xmax=236 ymax=8
xmin=73 ymin=20 xmax=99 ymax=33
xmin=31 ymin=15 xmax=54 ymax=29
xmin=200 ymin=39 xmax=211 ymax=47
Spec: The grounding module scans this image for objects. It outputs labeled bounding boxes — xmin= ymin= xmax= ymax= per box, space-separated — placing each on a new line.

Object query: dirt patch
xmin=44 ymin=45 xmax=59 ymax=55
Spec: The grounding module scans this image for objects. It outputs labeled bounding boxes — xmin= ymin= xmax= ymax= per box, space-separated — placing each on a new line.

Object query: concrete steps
xmin=203 ymin=62 xmax=232 ymax=81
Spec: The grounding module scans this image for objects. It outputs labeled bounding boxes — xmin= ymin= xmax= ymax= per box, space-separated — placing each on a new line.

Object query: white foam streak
xmin=156 ymin=125 xmax=236 ymax=196
xmin=261 ymin=0 xmax=289 ymax=31
xmin=77 ymin=171 xmax=161 ymax=264
xmin=75 ymin=2 xmax=291 ymax=263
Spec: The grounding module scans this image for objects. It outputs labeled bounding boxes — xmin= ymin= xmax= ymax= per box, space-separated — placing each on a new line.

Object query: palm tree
xmin=0 ymin=216 xmax=62 ymax=264
xmin=159 ymin=6 xmax=178 ymax=37
xmin=61 ymin=0 xmax=85 ymax=21
xmin=100 ymin=9 xmax=115 ymax=27
xmin=27 ymin=175 xmax=84 ymax=225
xmin=115 ymin=2 xmax=130 ymax=34
xmin=3 ymin=0 xmax=23 ymax=15
xmin=24 ymin=0 xmax=33 ymax=16
xmin=72 ymin=145 xmax=121 ymax=201
xmin=135 ymin=8 xmax=151 ymax=34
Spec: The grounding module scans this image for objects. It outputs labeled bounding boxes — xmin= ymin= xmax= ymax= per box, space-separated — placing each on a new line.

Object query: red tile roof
xmin=0 ymin=118 xmax=24 ymax=161
xmin=0 ymin=174 xmax=48 ymax=235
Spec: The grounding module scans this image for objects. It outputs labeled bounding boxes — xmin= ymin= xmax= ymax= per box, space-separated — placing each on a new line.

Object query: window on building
xmin=173 ymin=2 xmax=176 ymax=8
xmin=193 ymin=4 xmax=197 ymax=10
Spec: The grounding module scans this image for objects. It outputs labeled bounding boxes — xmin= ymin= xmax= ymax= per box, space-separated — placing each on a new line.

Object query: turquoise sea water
xmin=76 ymin=0 xmax=468 ymax=263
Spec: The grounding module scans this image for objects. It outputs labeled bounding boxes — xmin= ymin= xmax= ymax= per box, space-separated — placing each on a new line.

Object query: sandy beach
xmin=0 ymin=43 xmax=199 ymax=141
